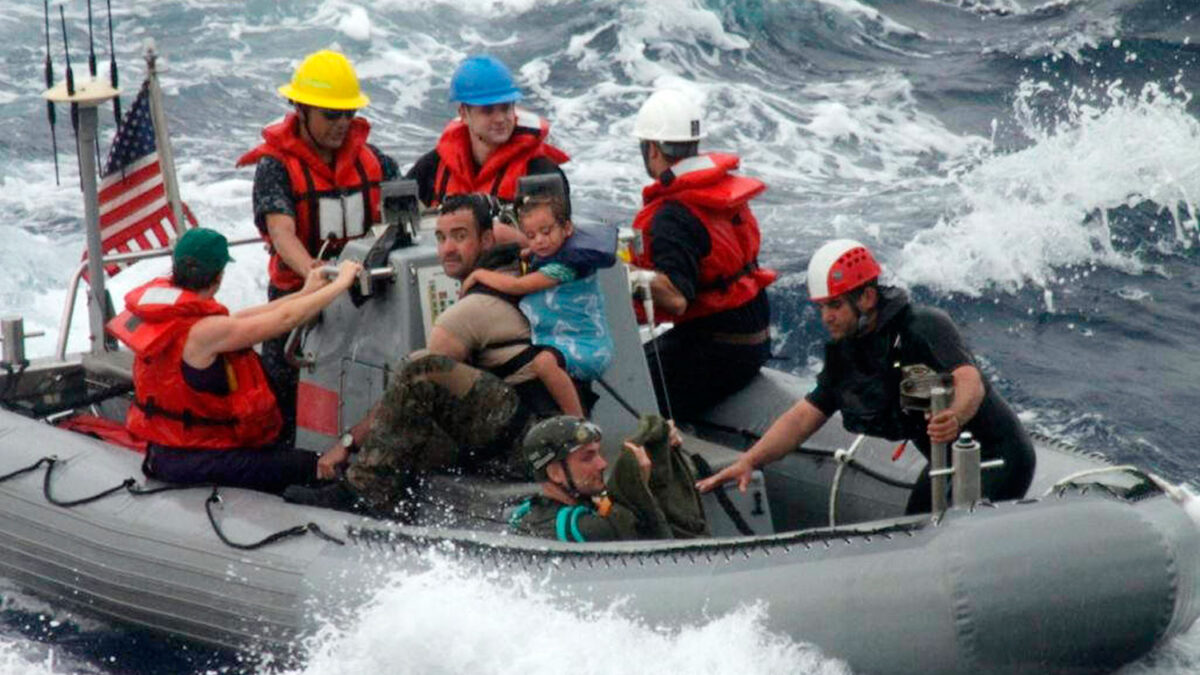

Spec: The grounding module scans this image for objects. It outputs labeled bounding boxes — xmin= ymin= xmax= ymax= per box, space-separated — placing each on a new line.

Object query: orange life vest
xmin=430 ymin=109 xmax=569 ymax=206
xmin=237 ymin=113 xmax=383 ymax=291
xmin=107 ymin=278 xmax=282 ymax=449
xmin=632 ymin=153 xmax=776 ymax=324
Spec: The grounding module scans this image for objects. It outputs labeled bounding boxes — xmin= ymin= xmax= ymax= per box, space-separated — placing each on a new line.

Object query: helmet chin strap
xmin=556 ymin=460 xmax=584 ymax=501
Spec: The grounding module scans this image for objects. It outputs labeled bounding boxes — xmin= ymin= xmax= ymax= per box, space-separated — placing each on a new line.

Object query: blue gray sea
xmin=1 ymin=0 xmax=1199 ymax=672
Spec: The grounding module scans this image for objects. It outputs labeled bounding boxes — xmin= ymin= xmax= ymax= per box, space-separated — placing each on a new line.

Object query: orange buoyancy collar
xmin=632 ymin=152 xmax=776 ymax=324
xmin=431 ymin=109 xmax=570 ymax=206
xmin=237 ymin=112 xmax=383 ymax=291
xmin=107 ymin=277 xmax=282 ymax=449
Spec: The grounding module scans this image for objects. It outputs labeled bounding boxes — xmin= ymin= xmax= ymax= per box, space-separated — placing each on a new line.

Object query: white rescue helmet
xmin=807 ymin=239 xmax=882 ymax=302
xmin=634 ymin=89 xmax=707 ymax=142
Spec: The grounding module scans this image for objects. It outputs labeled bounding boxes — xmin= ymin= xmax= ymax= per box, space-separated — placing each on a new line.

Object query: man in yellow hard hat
xmin=236 ymin=49 xmax=398 ymax=445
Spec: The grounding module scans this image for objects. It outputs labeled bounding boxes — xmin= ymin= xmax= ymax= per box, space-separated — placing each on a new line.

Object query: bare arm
xmin=232 ymin=265 xmax=330 ymax=319
xmin=696 ymin=399 xmax=828 ymax=493
xmin=184 ymin=261 xmax=361 ymax=367
xmin=266 ymin=213 xmax=317 ymax=277
xmin=462 ymin=269 xmax=558 ymax=297
xmin=493 ymin=222 xmax=529 ymax=247
xmin=648 ymin=271 xmax=688 ymax=317
xmin=927 ymin=364 xmax=985 ymax=443
xmin=427 ymin=325 xmax=470 ymax=362
xmin=316 ymin=403 xmax=379 ymax=479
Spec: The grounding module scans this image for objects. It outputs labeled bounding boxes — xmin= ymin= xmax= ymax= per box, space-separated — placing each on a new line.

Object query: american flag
xmin=88 ymin=79 xmax=197 ymax=278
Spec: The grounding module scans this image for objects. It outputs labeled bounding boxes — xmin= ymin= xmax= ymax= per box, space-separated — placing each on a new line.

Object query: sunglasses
xmin=469 ymin=102 xmax=514 ymax=116
xmin=317 ymin=108 xmax=357 ymax=121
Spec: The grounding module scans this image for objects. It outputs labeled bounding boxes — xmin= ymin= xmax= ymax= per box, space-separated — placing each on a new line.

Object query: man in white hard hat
xmin=696 ymin=239 xmax=1036 ymax=514
xmin=628 ymin=88 xmax=776 ymax=421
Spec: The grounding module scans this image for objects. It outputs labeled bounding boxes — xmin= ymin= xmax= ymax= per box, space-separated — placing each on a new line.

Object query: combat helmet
xmin=524 ymin=416 xmax=602 ymax=480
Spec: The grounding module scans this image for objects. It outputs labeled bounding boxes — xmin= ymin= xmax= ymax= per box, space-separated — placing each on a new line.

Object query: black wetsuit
xmin=806 ymin=286 xmax=1035 ymax=512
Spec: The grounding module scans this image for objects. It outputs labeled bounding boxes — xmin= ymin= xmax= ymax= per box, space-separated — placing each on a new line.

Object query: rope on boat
xmin=690 ymin=453 xmax=754 ymax=536
xmin=0 ymin=455 xmax=344 ymax=551
xmin=205 ymin=486 xmax=344 ymax=550
xmin=829 ymin=434 xmax=868 ymax=527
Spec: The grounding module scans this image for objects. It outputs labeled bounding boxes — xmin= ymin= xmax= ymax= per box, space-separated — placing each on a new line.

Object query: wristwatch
xmin=340 ymin=432 xmax=357 ymax=453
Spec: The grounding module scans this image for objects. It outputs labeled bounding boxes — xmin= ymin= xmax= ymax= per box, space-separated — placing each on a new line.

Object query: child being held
xmin=460 ymin=195 xmax=615 ymax=415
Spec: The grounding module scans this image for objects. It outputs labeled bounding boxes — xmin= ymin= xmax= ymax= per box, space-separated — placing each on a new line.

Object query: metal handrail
xmin=55 ymin=236 xmax=262 ymax=360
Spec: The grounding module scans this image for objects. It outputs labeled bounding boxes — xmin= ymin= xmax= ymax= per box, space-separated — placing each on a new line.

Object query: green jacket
xmin=509 ymin=415 xmax=710 ymax=543
xmin=509 ymin=495 xmax=646 ymax=542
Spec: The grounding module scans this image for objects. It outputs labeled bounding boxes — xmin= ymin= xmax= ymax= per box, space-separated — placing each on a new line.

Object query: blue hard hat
xmin=449 ymin=55 xmax=523 ymax=106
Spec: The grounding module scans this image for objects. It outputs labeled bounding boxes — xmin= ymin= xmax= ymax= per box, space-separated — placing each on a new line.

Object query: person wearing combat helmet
xmin=697 ymin=240 xmax=1036 ymax=513
xmin=406 ymin=54 xmax=570 ymax=208
xmin=510 ymin=415 xmax=708 ymax=542
xmin=236 ymin=49 xmax=399 ymax=445
xmin=628 ymin=88 xmax=776 ymax=422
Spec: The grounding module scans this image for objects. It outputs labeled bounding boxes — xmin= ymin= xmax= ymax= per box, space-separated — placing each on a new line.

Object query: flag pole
xmin=143 ymin=38 xmax=185 ymax=236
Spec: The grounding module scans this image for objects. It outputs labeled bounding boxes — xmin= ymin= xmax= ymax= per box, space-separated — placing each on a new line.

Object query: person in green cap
xmin=108 ymin=227 xmax=362 ymax=494
xmin=509 ymin=414 xmax=709 ymax=542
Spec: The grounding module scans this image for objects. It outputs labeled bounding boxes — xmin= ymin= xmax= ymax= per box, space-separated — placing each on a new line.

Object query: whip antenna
xmin=105 ymin=0 xmax=120 ymax=128
xmin=43 ymin=0 xmax=60 ymax=185
xmin=86 ymin=0 xmax=101 ymax=167
xmin=60 ymin=4 xmax=81 ymax=185
xmin=86 ymin=0 xmax=97 ymax=79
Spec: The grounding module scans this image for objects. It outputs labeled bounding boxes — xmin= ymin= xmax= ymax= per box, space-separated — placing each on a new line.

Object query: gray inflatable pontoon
xmin=1 ymin=218 xmax=1198 ymax=675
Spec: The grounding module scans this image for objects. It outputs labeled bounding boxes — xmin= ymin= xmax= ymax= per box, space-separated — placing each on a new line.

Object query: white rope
xmin=829 ymin=434 xmax=867 ymax=527
xmin=1040 ymin=465 xmax=1143 ymax=498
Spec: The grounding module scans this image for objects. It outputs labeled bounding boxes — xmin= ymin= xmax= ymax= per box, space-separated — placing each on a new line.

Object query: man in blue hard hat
xmin=406 ymin=54 xmax=570 ymax=208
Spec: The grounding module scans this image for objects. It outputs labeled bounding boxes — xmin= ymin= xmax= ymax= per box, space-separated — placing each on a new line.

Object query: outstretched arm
xmin=696 ymin=398 xmax=828 ymax=493
xmin=185 ymin=260 xmax=361 ymax=365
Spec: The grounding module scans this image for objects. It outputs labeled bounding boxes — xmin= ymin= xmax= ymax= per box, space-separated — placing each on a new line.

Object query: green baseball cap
xmin=173 ymin=228 xmax=234 ymax=276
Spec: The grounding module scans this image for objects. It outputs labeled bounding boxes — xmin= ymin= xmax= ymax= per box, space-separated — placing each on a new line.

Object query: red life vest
xmin=236 ymin=113 xmax=383 ymax=291
xmin=106 ymin=278 xmax=282 ymax=449
xmin=631 ymin=153 xmax=776 ymax=324
xmin=430 ymin=109 xmax=569 ymax=206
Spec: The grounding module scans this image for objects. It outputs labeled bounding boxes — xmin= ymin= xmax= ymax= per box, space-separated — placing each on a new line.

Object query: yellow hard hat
xmin=277 ymin=50 xmax=370 ymax=110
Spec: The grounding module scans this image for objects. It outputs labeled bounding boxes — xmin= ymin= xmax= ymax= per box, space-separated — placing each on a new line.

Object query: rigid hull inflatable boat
xmin=2 ymin=212 xmax=1199 ymax=675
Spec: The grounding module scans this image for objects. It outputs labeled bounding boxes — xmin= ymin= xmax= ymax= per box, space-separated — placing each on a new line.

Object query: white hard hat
xmin=634 ymin=89 xmax=707 ymax=142
xmin=806 ymin=239 xmax=882 ymax=302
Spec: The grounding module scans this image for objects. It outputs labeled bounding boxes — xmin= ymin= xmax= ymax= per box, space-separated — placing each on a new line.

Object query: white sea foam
xmin=280 ymin=556 xmax=849 ymax=675
xmin=893 ymin=78 xmax=1200 ymax=295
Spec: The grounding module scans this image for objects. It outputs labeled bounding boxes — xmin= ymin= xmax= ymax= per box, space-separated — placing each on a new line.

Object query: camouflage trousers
xmin=345 ymin=354 xmax=526 ymax=515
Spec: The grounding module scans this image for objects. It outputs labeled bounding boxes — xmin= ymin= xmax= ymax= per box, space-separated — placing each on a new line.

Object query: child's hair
xmin=517 ymin=193 xmax=570 ymax=228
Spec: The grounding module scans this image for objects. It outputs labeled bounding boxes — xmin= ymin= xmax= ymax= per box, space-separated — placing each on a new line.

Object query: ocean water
xmin=1 ymin=0 xmax=1199 ymax=672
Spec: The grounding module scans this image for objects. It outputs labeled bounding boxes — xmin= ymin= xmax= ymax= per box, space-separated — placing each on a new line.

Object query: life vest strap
xmin=700 ymin=260 xmax=759 ymax=293
xmin=134 ymin=397 xmax=238 ymax=429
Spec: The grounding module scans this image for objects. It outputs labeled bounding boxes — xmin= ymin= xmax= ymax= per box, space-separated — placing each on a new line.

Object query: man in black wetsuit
xmin=696 ymin=239 xmax=1035 ymax=513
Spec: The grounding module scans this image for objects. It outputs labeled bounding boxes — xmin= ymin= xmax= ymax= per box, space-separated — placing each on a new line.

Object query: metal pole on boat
xmin=143 ymin=39 xmax=185 ymax=235
xmin=43 ymin=62 xmax=120 ymax=356
xmin=951 ymin=432 xmax=981 ymax=507
xmin=929 ymin=385 xmax=952 ymax=512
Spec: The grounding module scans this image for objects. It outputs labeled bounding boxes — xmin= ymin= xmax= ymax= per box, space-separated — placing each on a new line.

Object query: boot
xmin=283 ymin=480 xmax=366 ymax=514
